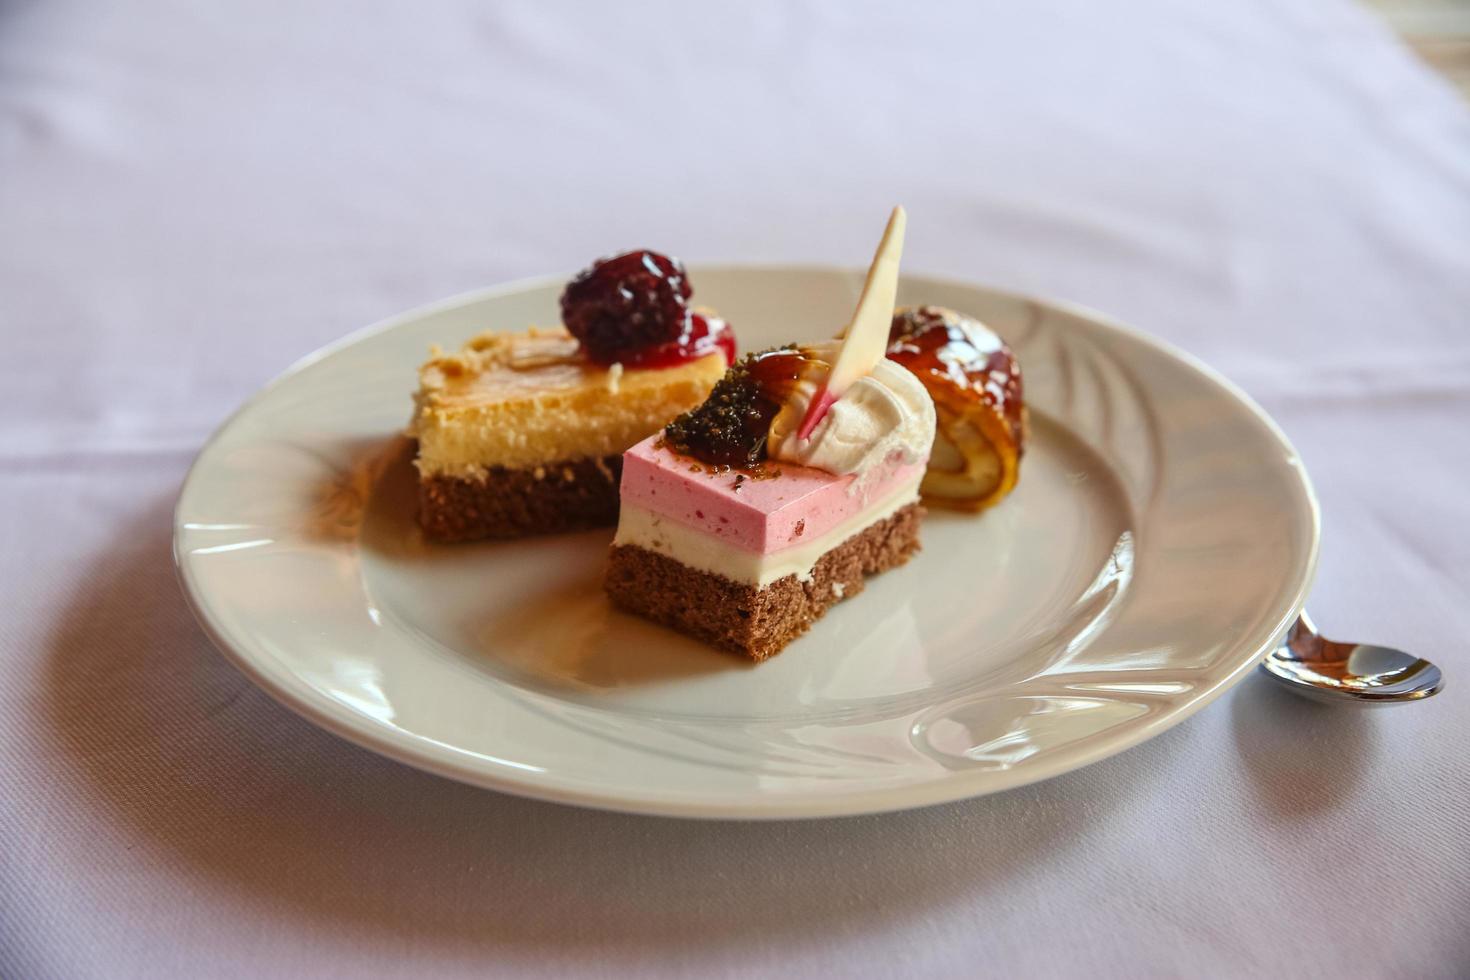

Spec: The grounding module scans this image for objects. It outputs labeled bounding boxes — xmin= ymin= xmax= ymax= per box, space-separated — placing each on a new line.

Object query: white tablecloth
xmin=3 ymin=1 xmax=1468 ymax=976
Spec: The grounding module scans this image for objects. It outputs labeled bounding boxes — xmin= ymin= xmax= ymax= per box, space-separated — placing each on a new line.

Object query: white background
xmin=3 ymin=1 xmax=1468 ymax=976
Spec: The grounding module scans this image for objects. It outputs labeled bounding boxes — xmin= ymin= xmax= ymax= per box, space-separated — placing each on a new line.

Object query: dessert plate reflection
xmin=174 ymin=268 xmax=1318 ymax=819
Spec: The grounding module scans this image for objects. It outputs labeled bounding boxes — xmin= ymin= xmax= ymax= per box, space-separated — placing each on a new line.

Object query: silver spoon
xmin=1258 ymin=611 xmax=1443 ymax=706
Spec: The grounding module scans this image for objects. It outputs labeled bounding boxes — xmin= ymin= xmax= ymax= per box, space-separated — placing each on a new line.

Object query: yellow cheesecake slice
xmin=411 ymin=326 xmax=728 ymax=541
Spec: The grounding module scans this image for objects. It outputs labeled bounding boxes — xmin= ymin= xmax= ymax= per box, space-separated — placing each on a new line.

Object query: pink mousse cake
xmin=604 ymin=342 xmax=935 ymax=660
xmin=616 ymin=435 xmax=924 ymax=587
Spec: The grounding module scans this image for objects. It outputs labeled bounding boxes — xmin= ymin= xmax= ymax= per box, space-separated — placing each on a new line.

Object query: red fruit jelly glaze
xmin=609 ymin=314 xmax=737 ymax=369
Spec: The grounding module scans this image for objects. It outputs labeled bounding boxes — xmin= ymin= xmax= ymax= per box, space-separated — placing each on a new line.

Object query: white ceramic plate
xmin=175 ymin=268 xmax=1318 ymax=819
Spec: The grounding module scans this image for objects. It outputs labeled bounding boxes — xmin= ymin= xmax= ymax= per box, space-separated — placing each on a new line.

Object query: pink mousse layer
xmin=619 ymin=435 xmax=924 ymax=555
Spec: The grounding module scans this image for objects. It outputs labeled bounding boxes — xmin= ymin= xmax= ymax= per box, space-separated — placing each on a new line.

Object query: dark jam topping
xmin=662 ymin=346 xmax=814 ymax=468
xmin=560 ymin=250 xmax=693 ymax=364
xmin=887 ymin=306 xmax=1024 ymax=442
xmin=616 ymin=313 xmax=736 ymax=369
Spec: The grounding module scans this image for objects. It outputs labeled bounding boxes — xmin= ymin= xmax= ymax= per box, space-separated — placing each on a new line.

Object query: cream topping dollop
xmin=767 ymin=342 xmax=935 ymax=479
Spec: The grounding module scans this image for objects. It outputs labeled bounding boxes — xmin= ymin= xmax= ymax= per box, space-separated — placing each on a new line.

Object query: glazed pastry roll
xmin=887 ymin=306 xmax=1026 ymax=511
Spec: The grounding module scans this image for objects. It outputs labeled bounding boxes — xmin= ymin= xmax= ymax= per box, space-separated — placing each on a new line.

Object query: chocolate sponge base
xmin=605 ymin=502 xmax=923 ymax=660
xmin=418 ymin=454 xmax=622 ymax=542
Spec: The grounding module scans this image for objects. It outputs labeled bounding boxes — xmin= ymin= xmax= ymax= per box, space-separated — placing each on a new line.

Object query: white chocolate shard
xmin=796 ymin=206 xmax=907 ymax=440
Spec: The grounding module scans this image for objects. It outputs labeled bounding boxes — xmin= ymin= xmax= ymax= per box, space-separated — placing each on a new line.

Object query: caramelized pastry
xmin=886 ymin=306 xmax=1025 ymax=510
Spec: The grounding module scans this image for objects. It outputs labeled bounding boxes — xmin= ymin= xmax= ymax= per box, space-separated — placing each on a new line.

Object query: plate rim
xmin=173 ymin=265 xmax=1321 ymax=820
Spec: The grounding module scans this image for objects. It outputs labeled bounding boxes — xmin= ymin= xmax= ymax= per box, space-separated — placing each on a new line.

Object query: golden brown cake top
xmin=418 ymin=327 xmax=610 ymax=409
xmin=411 ymin=326 xmax=729 ymax=477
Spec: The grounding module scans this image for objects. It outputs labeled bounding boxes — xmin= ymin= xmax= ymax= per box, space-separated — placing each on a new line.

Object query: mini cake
xmin=412 ymin=251 xmax=735 ymax=542
xmin=887 ymin=306 xmax=1026 ymax=510
xmin=606 ymin=207 xmax=935 ymax=659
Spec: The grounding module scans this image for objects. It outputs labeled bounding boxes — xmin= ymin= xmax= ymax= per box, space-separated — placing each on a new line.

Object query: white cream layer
xmin=766 ymin=341 xmax=936 ymax=481
xmin=613 ymin=471 xmax=922 ymax=588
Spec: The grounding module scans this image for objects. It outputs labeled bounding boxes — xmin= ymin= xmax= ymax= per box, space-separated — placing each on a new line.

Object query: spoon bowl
xmin=1259 ymin=611 xmax=1443 ymax=706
